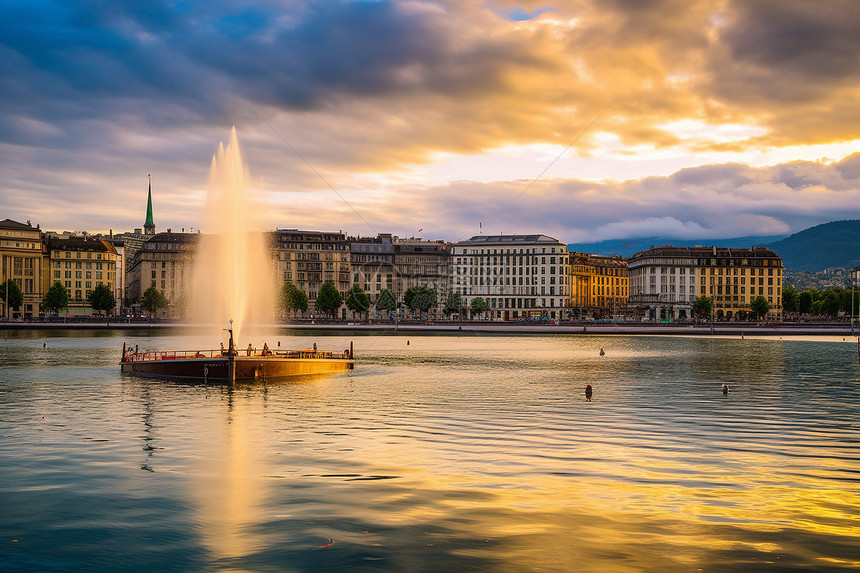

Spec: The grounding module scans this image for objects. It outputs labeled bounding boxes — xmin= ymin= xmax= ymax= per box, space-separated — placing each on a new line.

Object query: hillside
xmin=566 ymin=220 xmax=860 ymax=271
xmin=567 ymin=234 xmax=787 ymax=259
xmin=765 ymin=220 xmax=860 ymax=271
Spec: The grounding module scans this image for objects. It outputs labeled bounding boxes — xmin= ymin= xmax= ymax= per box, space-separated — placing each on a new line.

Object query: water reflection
xmin=1 ymin=332 xmax=859 ymax=571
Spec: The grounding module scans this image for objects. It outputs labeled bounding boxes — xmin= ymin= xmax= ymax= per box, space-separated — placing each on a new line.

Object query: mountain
xmin=567 ymin=234 xmax=787 ymax=259
xmin=764 ymin=220 xmax=860 ymax=271
xmin=566 ymin=220 xmax=860 ymax=271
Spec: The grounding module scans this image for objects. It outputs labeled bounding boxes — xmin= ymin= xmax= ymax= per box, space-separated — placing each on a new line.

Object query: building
xmin=43 ymin=236 xmax=119 ymax=316
xmin=628 ymin=245 xmax=783 ymax=321
xmin=568 ymin=252 xmax=629 ymax=319
xmin=0 ymin=219 xmax=44 ymax=319
xmin=274 ymin=229 xmax=350 ymax=314
xmin=117 ymin=176 xmax=158 ymax=295
xmin=125 ymin=232 xmax=199 ymax=317
xmin=350 ymin=234 xmax=395 ymax=306
xmin=451 ymin=234 xmax=569 ymax=320
xmin=393 ymin=237 xmax=451 ymax=317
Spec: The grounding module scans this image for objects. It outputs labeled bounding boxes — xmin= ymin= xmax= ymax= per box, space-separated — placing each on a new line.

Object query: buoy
xmin=599 ymin=348 xmax=605 ymax=356
xmin=585 ymin=384 xmax=593 ymax=401
xmin=407 ymin=340 xmax=410 ymax=345
xmin=722 ymin=384 xmax=728 ymax=395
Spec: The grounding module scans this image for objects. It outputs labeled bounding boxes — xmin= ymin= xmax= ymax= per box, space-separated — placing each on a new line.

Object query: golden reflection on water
xmin=189 ymin=389 xmax=268 ymax=562
xmin=120 ymin=334 xmax=860 ymax=570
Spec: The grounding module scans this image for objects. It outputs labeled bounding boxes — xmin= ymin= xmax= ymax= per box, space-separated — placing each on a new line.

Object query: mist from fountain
xmin=189 ymin=127 xmax=275 ymax=345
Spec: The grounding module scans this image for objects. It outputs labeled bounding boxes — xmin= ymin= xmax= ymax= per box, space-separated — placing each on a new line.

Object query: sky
xmin=2 ymin=0 xmax=859 ymax=244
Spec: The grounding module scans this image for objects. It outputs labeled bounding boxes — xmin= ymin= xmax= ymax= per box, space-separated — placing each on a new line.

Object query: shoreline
xmin=1 ymin=321 xmax=858 ymax=337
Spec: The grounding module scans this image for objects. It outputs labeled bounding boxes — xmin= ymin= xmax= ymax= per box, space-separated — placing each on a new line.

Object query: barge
xmin=120 ymin=328 xmax=354 ymax=382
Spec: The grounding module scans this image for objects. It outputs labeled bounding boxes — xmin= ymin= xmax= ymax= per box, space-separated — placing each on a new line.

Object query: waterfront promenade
xmin=1 ymin=319 xmax=857 ymax=337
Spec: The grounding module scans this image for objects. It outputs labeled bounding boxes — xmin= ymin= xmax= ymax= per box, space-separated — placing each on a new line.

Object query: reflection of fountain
xmin=189 ymin=127 xmax=275 ymax=345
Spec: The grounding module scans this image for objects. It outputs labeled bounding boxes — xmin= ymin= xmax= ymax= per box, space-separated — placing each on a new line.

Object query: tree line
xmin=781 ymin=285 xmax=859 ymax=318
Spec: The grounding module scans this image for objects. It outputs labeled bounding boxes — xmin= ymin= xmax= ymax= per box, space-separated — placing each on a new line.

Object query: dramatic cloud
xmin=0 ymin=0 xmax=858 ymax=240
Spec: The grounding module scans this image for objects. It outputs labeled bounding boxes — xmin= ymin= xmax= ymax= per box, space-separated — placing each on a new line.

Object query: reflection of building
xmin=350 ymin=234 xmax=395 ymax=304
xmin=126 ymin=232 xmax=198 ymax=316
xmin=628 ymin=246 xmax=783 ymax=321
xmin=0 ymin=219 xmax=43 ymax=319
xmin=43 ymin=236 xmax=118 ymax=316
xmin=393 ymin=237 xmax=451 ymax=317
xmin=451 ymin=234 xmax=569 ymax=320
xmin=567 ymin=252 xmax=628 ymax=318
xmin=274 ymin=229 xmax=350 ymax=313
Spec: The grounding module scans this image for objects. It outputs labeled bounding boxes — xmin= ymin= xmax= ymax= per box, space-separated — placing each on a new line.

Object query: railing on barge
xmin=123 ymin=348 xmax=352 ymax=362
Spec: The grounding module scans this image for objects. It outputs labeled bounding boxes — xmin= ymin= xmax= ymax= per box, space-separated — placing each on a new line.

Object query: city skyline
xmin=2 ymin=1 xmax=859 ymax=242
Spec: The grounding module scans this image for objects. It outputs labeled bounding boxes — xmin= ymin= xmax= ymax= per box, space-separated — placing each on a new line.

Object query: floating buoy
xmin=585 ymin=384 xmax=593 ymax=401
xmin=722 ymin=384 xmax=728 ymax=395
xmin=599 ymin=348 xmax=605 ymax=356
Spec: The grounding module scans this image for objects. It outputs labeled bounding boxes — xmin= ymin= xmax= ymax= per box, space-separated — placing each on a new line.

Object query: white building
xmin=451 ymin=234 xmax=569 ymax=320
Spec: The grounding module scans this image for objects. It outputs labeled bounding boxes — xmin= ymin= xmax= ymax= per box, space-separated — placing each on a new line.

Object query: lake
xmin=1 ymin=329 xmax=858 ymax=572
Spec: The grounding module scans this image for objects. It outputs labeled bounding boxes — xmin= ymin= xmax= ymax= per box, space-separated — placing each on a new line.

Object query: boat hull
xmin=121 ymin=355 xmax=353 ymax=381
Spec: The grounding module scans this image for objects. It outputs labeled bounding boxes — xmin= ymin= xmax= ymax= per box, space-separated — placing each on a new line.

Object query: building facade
xmin=451 ymin=234 xmax=569 ymax=320
xmin=350 ymin=234 xmax=395 ymax=306
xmin=273 ymin=229 xmax=351 ymax=314
xmin=125 ymin=232 xmax=199 ymax=317
xmin=0 ymin=219 xmax=44 ymax=319
xmin=393 ymin=237 xmax=451 ymax=318
xmin=43 ymin=236 xmax=118 ymax=316
xmin=628 ymin=246 xmax=783 ymax=321
xmin=568 ymin=252 xmax=629 ymax=318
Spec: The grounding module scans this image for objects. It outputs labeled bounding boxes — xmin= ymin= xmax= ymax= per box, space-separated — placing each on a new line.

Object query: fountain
xmin=120 ymin=128 xmax=354 ymax=381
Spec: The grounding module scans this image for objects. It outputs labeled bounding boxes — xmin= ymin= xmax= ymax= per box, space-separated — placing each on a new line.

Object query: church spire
xmin=143 ymin=174 xmax=155 ymax=235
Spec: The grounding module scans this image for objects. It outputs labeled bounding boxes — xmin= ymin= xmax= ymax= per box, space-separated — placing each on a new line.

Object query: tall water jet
xmin=189 ymin=128 xmax=275 ymax=343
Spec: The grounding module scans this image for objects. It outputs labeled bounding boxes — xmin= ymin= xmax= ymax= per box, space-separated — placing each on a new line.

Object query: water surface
xmin=1 ymin=330 xmax=858 ymax=571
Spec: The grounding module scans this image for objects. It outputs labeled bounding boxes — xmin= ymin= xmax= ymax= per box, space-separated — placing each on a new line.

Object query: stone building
xmin=0 ymin=219 xmax=44 ymax=319
xmin=568 ymin=252 xmax=628 ymax=319
xmin=350 ymin=234 xmax=395 ymax=305
xmin=125 ymin=232 xmax=199 ymax=317
xmin=451 ymin=234 xmax=569 ymax=320
xmin=393 ymin=237 xmax=451 ymax=318
xmin=627 ymin=245 xmax=783 ymax=321
xmin=273 ymin=229 xmax=350 ymax=314
xmin=43 ymin=236 xmax=119 ymax=316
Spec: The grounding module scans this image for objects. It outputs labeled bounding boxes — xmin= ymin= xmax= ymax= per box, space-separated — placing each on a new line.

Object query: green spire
xmin=144 ymin=174 xmax=155 ymax=235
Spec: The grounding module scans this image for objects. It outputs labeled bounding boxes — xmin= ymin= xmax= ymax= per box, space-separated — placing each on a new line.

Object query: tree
xmin=404 ymin=286 xmax=437 ymax=315
xmin=345 ymin=284 xmax=371 ymax=320
xmin=43 ymin=280 xmax=69 ymax=315
xmin=470 ymin=297 xmax=489 ymax=318
xmin=444 ymin=293 xmax=462 ymax=317
xmin=375 ymin=288 xmax=396 ymax=317
xmin=279 ymin=282 xmax=305 ymax=317
xmin=87 ymin=284 xmax=116 ymax=316
xmin=141 ymin=286 xmax=168 ymax=316
xmin=750 ymin=295 xmax=770 ymax=319
xmin=798 ymin=289 xmax=814 ymax=314
xmin=293 ymin=288 xmax=309 ymax=315
xmin=821 ymin=290 xmax=841 ymax=317
xmin=0 ymin=279 xmax=24 ymax=315
xmin=782 ymin=285 xmax=799 ymax=314
xmin=315 ymin=281 xmax=342 ymax=317
xmin=692 ymin=296 xmax=713 ymax=319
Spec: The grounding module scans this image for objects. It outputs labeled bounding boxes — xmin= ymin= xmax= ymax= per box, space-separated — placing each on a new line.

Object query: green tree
xmin=315 ymin=281 xmax=342 ymax=317
xmin=404 ymin=286 xmax=437 ymax=315
xmin=443 ymin=293 xmax=462 ymax=317
xmin=782 ymin=285 xmax=799 ymax=314
xmin=0 ymin=279 xmax=24 ymax=315
xmin=141 ymin=286 xmax=168 ymax=316
xmin=750 ymin=295 xmax=771 ymax=319
xmin=278 ymin=282 xmax=302 ymax=317
xmin=43 ymin=280 xmax=69 ymax=315
xmin=821 ymin=291 xmax=841 ymax=317
xmin=375 ymin=288 xmax=396 ymax=317
xmin=798 ymin=289 xmax=814 ymax=314
xmin=470 ymin=297 xmax=489 ymax=318
xmin=87 ymin=284 xmax=116 ymax=316
xmin=345 ymin=284 xmax=371 ymax=320
xmin=293 ymin=288 xmax=309 ymax=315
xmin=810 ymin=299 xmax=823 ymax=316
xmin=692 ymin=296 xmax=713 ymax=319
